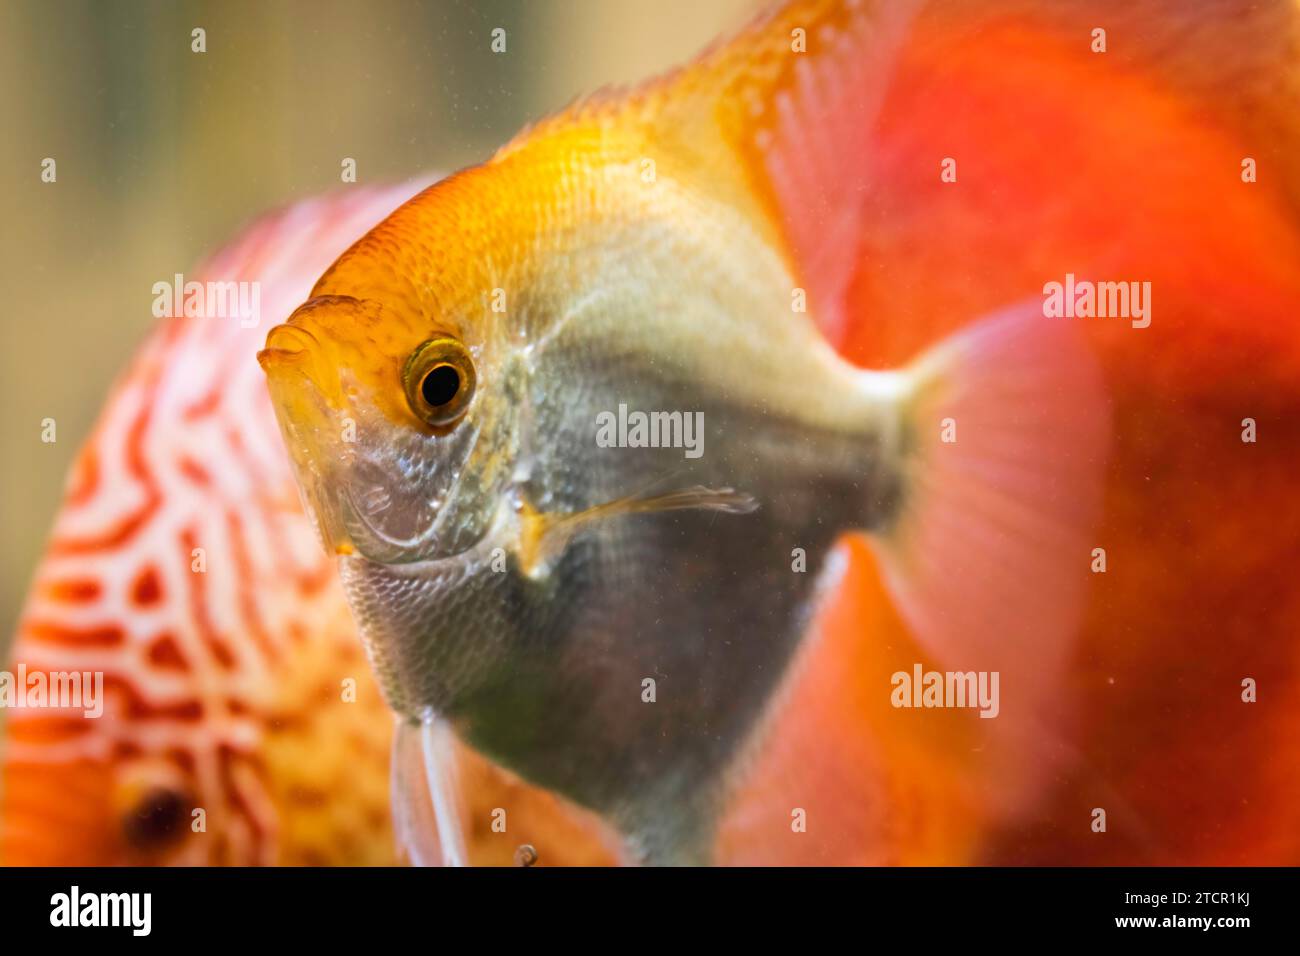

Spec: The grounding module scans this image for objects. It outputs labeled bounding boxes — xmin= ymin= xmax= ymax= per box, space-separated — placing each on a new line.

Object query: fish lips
xmin=260 ymin=356 xmax=361 ymax=557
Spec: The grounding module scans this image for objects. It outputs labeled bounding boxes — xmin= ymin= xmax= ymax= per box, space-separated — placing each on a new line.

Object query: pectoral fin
xmin=516 ymin=486 xmax=758 ymax=578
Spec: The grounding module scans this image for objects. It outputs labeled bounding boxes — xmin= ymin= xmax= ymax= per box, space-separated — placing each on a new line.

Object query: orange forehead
xmin=257 ymin=45 xmax=789 ymax=429
xmin=262 ymin=295 xmax=418 ymax=427
xmin=262 ymin=167 xmax=528 ymax=428
xmin=258 ymin=0 xmax=858 ymax=432
xmin=260 ymin=151 xmax=553 ymax=427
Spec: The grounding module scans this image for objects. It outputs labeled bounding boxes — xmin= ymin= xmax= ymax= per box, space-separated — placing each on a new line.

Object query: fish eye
xmin=122 ymin=787 xmax=190 ymax=851
xmin=403 ymin=337 xmax=476 ymax=427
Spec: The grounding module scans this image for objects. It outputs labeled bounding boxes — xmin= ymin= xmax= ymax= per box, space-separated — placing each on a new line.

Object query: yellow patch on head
xmin=261 ymin=294 xmax=440 ymax=431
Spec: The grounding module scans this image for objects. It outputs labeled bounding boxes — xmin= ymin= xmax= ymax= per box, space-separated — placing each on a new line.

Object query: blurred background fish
xmin=0 ymin=184 xmax=417 ymax=864
xmin=4 ymin=0 xmax=1300 ymax=865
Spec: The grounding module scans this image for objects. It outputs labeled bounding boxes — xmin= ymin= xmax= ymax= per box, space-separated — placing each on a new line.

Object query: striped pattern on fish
xmin=1 ymin=183 xmax=428 ymax=865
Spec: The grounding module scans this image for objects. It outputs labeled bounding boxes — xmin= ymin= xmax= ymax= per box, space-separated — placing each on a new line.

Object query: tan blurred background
xmin=0 ymin=0 xmax=756 ymax=643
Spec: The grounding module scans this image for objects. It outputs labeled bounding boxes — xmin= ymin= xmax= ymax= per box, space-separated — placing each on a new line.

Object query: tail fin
xmin=870 ymin=303 xmax=1110 ymax=802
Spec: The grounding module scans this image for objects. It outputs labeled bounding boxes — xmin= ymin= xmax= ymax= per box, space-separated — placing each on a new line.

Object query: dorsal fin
xmin=661 ymin=0 xmax=922 ymax=346
xmin=700 ymin=0 xmax=922 ymax=347
xmin=493 ymin=0 xmax=921 ymax=351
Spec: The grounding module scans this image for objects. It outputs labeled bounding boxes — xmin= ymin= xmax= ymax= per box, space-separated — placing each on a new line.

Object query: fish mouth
xmin=258 ymin=323 xmax=345 ymax=408
xmin=260 ymin=334 xmax=361 ymax=556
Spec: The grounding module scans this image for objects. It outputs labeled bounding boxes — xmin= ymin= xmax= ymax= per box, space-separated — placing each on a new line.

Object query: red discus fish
xmin=0 ymin=184 xmax=419 ymax=865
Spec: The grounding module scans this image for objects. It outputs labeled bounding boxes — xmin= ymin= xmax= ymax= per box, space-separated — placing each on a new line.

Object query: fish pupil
xmin=421 ymin=364 xmax=460 ymax=407
xmin=123 ymin=787 xmax=188 ymax=849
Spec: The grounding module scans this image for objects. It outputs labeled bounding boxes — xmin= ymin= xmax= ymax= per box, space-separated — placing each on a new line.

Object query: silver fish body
xmin=331 ymin=195 xmax=905 ymax=862
xmin=262 ymin=0 xmax=1108 ymax=866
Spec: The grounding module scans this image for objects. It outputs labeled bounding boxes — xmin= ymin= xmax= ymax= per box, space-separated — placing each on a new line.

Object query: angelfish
xmin=259 ymin=0 xmax=1109 ymax=865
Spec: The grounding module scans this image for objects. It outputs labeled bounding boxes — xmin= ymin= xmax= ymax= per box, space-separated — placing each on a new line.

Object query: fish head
xmin=0 ymin=643 xmax=398 ymax=866
xmin=257 ymin=181 xmax=543 ymax=717
xmin=259 ymin=267 xmax=522 ymax=567
xmin=2 ymin=735 xmax=198 ymax=865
